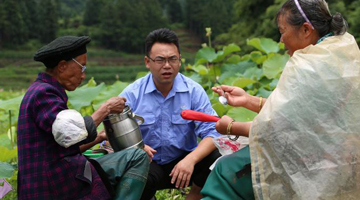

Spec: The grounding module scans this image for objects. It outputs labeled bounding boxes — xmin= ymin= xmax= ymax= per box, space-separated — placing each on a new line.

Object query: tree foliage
xmin=92 ymin=0 xmax=167 ymax=52
xmin=0 ymin=0 xmax=360 ymax=52
xmin=38 ymin=0 xmax=58 ymax=43
xmin=185 ymin=0 xmax=236 ymax=40
xmin=0 ymin=0 xmax=28 ymax=48
xmin=215 ymin=0 xmax=360 ymax=49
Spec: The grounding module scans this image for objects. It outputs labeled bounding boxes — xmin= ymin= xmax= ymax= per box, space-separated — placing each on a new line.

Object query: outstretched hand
xmin=212 ymin=85 xmax=249 ymax=107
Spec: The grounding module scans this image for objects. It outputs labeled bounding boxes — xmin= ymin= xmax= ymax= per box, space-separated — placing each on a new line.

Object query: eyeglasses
xmin=148 ymin=56 xmax=180 ymax=66
xmin=72 ymin=58 xmax=87 ymax=73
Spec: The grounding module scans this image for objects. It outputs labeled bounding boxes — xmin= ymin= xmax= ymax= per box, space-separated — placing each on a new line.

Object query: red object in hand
xmin=181 ymin=110 xmax=220 ymax=122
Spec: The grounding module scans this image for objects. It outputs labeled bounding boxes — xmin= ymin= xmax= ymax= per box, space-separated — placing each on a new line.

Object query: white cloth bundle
xmin=250 ymin=33 xmax=360 ymax=199
xmin=52 ymin=109 xmax=88 ymax=148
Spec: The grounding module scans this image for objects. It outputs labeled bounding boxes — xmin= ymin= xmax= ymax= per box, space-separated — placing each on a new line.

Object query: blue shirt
xmin=120 ymin=73 xmax=220 ymax=165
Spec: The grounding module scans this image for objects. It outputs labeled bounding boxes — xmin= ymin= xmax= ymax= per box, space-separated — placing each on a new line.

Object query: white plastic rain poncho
xmin=249 ymin=32 xmax=360 ymax=200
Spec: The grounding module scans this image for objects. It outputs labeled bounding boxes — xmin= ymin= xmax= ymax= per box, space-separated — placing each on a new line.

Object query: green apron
xmin=201 ymin=146 xmax=254 ymax=200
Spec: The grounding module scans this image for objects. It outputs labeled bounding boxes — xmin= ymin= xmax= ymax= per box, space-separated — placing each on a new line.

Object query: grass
xmin=0 ymin=60 xmax=147 ymax=90
xmin=155 ymin=188 xmax=189 ymax=200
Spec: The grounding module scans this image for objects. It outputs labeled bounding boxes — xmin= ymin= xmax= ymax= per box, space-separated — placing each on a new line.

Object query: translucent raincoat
xmin=250 ymin=33 xmax=360 ymax=199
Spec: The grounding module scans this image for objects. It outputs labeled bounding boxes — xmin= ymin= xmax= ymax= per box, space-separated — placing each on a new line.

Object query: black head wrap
xmin=34 ymin=36 xmax=91 ymax=68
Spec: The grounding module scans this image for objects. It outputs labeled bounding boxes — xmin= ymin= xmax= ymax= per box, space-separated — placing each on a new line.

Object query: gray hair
xmin=276 ymin=0 xmax=348 ymax=37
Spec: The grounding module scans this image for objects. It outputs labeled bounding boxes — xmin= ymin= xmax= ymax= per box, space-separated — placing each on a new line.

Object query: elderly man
xmin=17 ymin=36 xmax=149 ymax=200
xmin=120 ymin=28 xmax=221 ymax=200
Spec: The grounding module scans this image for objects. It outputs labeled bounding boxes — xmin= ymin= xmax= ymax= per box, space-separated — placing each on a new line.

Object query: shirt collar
xmin=145 ymin=73 xmax=189 ymax=94
xmin=316 ymin=32 xmax=334 ymax=44
xmin=37 ymin=72 xmax=67 ymax=97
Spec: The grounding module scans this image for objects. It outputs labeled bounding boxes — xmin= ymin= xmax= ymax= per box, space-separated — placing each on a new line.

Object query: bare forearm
xmin=230 ymin=121 xmax=252 ymax=137
xmin=79 ymin=136 xmax=103 ymax=152
xmin=184 ymin=137 xmax=216 ymax=164
xmin=245 ymin=96 xmax=266 ymax=113
xmin=91 ymin=104 xmax=110 ymax=126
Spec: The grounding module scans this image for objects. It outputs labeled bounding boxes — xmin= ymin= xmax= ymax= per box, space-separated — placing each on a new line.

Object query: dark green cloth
xmin=34 ymin=36 xmax=91 ymax=68
xmin=91 ymin=148 xmax=150 ymax=200
xmin=201 ymin=146 xmax=254 ymax=200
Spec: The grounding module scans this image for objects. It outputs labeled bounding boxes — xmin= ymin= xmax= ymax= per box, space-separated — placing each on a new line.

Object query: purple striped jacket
xmin=17 ymin=73 xmax=110 ymax=199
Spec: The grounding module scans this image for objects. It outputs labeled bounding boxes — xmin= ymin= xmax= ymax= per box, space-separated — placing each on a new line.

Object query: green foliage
xmin=68 ymin=83 xmax=106 ymax=110
xmin=160 ymin=0 xmax=183 ymax=23
xmin=94 ymin=0 xmax=167 ymax=52
xmin=0 ymin=0 xmax=28 ymax=47
xmin=213 ymin=0 xmax=285 ymax=50
xmin=83 ymin=0 xmax=105 ymax=26
xmin=0 ymin=161 xmax=14 ymax=179
xmin=185 ymin=0 xmax=236 ymax=39
xmin=186 ymin=28 xmax=288 ymax=120
xmin=155 ymin=188 xmax=188 ymax=200
xmin=38 ymin=0 xmax=58 ymax=43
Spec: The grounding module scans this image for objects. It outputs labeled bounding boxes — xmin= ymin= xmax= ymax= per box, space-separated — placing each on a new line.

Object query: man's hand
xmin=80 ymin=130 xmax=108 ymax=153
xmin=106 ymin=96 xmax=127 ymax=114
xmin=169 ymin=157 xmax=196 ymax=189
xmin=96 ymin=130 xmax=107 ymax=143
xmin=143 ymin=144 xmax=157 ymax=163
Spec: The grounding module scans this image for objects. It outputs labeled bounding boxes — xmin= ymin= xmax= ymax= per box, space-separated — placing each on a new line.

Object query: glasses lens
xmin=154 ymin=58 xmax=165 ymax=65
xmin=150 ymin=57 xmax=180 ymax=66
xmin=169 ymin=58 xmax=179 ymax=65
xmin=82 ymin=66 xmax=86 ymax=73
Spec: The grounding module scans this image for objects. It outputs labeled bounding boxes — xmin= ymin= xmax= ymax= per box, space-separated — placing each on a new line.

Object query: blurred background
xmin=1 ymin=0 xmax=360 ymax=199
xmin=1 ymin=0 xmax=359 ymax=91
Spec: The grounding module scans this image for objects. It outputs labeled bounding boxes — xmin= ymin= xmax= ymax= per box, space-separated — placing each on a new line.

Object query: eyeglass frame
xmin=72 ymin=58 xmax=87 ymax=73
xmin=147 ymin=56 xmax=181 ymax=66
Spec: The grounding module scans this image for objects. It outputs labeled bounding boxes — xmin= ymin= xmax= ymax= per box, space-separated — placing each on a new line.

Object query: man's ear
xmin=57 ymin=60 xmax=68 ymax=73
xmin=144 ymin=56 xmax=150 ymax=69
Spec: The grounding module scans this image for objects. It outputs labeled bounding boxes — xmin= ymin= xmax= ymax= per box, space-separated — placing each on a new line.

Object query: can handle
xmin=133 ymin=114 xmax=144 ymax=125
xmin=129 ymin=111 xmax=144 ymax=125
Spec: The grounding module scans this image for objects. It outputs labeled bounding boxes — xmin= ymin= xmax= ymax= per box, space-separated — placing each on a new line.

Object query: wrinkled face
xmin=60 ymin=54 xmax=87 ymax=91
xmin=145 ymin=42 xmax=181 ymax=90
xmin=278 ymin=14 xmax=304 ymax=56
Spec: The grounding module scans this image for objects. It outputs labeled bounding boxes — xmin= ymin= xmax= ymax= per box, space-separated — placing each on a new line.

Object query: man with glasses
xmin=17 ymin=36 xmax=149 ymax=200
xmin=120 ymin=28 xmax=221 ymax=200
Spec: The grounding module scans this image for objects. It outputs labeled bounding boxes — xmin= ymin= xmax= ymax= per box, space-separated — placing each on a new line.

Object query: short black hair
xmin=145 ymin=28 xmax=180 ymax=57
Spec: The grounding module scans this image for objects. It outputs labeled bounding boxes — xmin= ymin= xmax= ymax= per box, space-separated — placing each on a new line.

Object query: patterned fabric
xmin=316 ymin=32 xmax=334 ymax=44
xmin=17 ymin=72 xmax=110 ymax=199
xmin=120 ymin=73 xmax=221 ymax=165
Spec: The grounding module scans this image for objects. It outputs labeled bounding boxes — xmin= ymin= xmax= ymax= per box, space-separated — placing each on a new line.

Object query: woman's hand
xmin=212 ymin=85 xmax=249 ymax=107
xmin=143 ymin=144 xmax=157 ymax=163
xmin=215 ymin=115 xmax=234 ymax=135
xmin=105 ymin=96 xmax=127 ymax=114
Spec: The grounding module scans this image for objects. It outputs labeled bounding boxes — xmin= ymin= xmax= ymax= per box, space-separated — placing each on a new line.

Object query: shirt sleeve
xmin=33 ymin=86 xmax=68 ymax=133
xmin=119 ymin=84 xmax=135 ymax=109
xmin=191 ymin=84 xmax=221 ymax=139
xmin=82 ymin=116 xmax=97 ymax=144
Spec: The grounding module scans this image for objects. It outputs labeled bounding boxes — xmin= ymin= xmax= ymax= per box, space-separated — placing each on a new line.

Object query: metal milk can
xmin=103 ymin=105 xmax=144 ymax=152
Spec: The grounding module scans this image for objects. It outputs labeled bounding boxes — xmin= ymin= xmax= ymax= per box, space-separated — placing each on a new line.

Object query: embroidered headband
xmin=294 ymin=0 xmax=315 ymax=29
